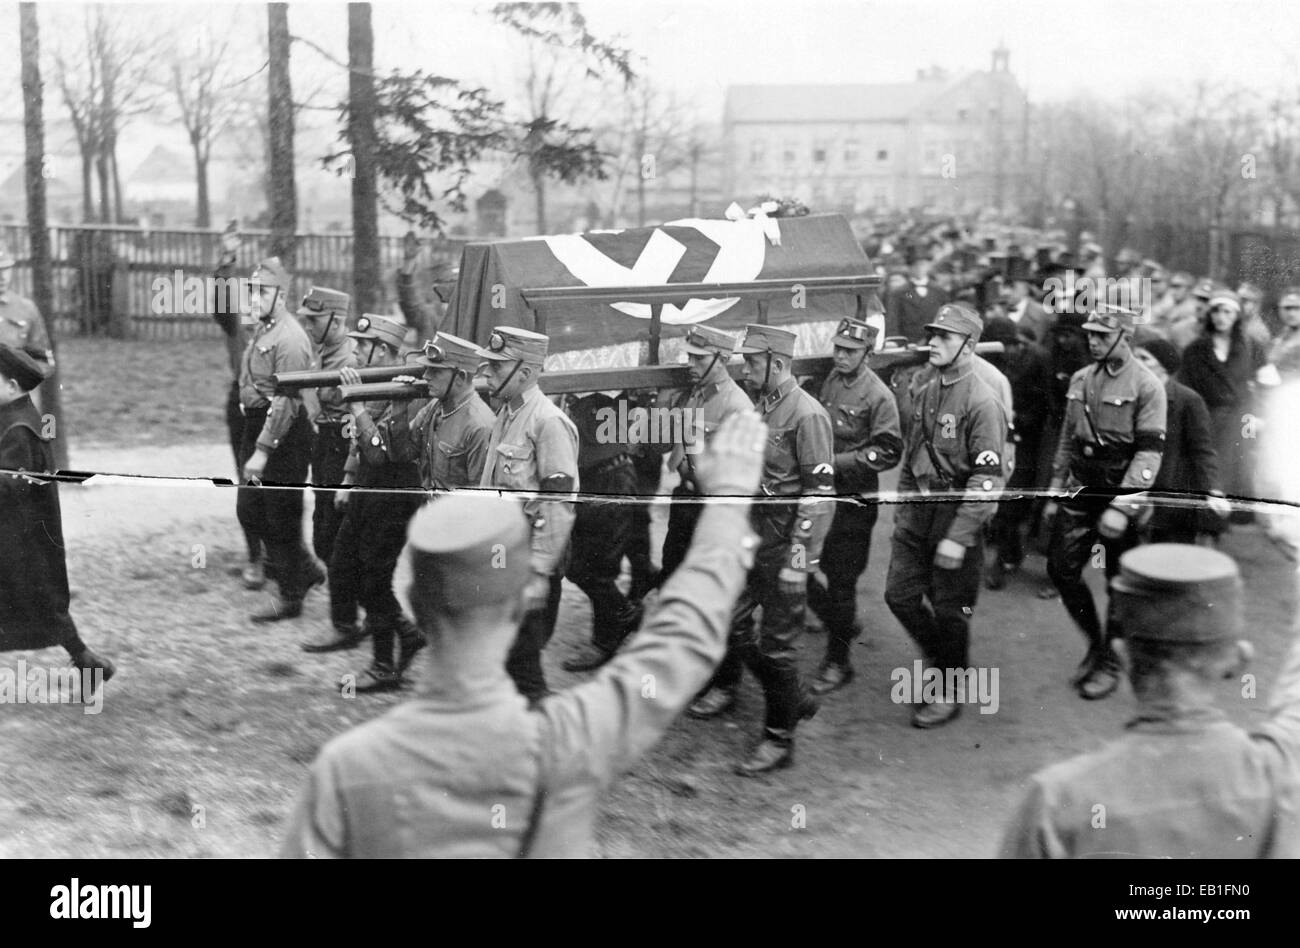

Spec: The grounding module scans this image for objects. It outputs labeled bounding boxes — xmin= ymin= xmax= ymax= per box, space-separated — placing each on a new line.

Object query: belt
xmin=241 ymin=401 xmax=270 ymax=416
xmin=581 ymin=453 xmax=632 ymax=478
xmin=1074 ymin=438 xmax=1132 ymax=463
xmin=316 ymin=419 xmax=348 ymax=429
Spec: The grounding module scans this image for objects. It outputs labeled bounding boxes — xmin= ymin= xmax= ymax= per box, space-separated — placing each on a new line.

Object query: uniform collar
xmin=1125 ymin=705 xmax=1227 ymax=733
xmin=1095 ymin=349 xmax=1132 ymax=378
xmin=438 ymin=387 xmax=475 ymax=418
xmin=759 ymin=376 xmax=798 ymax=412
xmin=506 ymin=383 xmax=542 ymax=416
xmin=938 ymin=363 xmax=973 ymax=387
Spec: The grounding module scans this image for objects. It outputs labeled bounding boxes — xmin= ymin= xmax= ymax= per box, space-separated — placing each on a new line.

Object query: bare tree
xmin=347 ymin=3 xmax=380 ymax=317
xmin=267 ymin=3 xmax=297 ymax=264
xmin=20 ymin=2 xmax=67 ymax=467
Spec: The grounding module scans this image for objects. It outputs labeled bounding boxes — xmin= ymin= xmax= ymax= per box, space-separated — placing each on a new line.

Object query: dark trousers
xmin=235 ymin=406 xmax=314 ymax=599
xmin=506 ymin=572 xmax=564 ymax=700
xmin=227 ymin=381 xmax=261 ymax=562
xmin=626 ymin=450 xmax=663 ymax=597
xmin=709 ymin=508 xmax=809 ymax=736
xmin=1046 ymin=495 xmax=1140 ymax=657
xmin=310 ymin=423 xmax=350 ymax=565
xmin=566 ymin=460 xmax=638 ymax=652
xmin=329 ymin=486 xmax=424 ymax=662
xmin=660 ymin=485 xmax=702 ymax=582
xmin=884 ymin=507 xmax=984 ymax=673
xmin=807 ymin=499 xmax=878 ymax=665
xmin=989 ymin=435 xmax=1040 ymax=568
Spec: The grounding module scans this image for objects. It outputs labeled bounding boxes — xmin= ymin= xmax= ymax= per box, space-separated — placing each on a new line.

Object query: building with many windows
xmin=722 ymin=47 xmax=1028 ymax=216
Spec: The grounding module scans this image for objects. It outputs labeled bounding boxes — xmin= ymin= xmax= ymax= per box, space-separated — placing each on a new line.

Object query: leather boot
xmin=810 ymin=661 xmax=854 ymax=696
xmin=251 ymin=596 xmax=304 ymax=623
xmin=396 ymin=620 xmax=426 ymax=675
xmin=241 ymin=559 xmax=266 ymax=591
xmin=686 ymin=687 xmax=736 ymax=719
xmin=736 ymin=733 xmax=794 ymax=776
xmin=355 ymin=661 xmax=403 ymax=694
xmin=71 ymin=647 xmax=116 ymax=702
xmin=301 ymin=623 xmax=368 ymax=653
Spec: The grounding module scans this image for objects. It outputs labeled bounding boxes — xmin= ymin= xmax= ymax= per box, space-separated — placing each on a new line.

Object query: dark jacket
xmin=1149 ymin=378 xmax=1221 ymax=535
xmin=885 ymin=281 xmax=950 ymax=344
xmin=0 ymin=394 xmax=78 ymax=651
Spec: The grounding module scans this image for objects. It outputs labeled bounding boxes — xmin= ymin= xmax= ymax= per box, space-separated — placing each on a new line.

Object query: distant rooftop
xmin=724 ymin=77 xmax=960 ymax=124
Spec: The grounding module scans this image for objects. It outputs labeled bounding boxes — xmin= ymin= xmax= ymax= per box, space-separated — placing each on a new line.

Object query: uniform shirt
xmin=409 ymin=388 xmax=495 ymax=490
xmin=1000 ymin=629 xmax=1300 ymax=858
xmin=480 ymin=385 xmax=581 ymax=577
xmin=347 ymin=396 xmax=428 ymax=488
xmin=667 ymin=374 xmax=753 ymax=492
xmin=895 ymin=363 xmax=1007 ymax=548
xmin=755 ymin=376 xmax=835 ymax=571
xmin=0 ymin=292 xmax=54 ymax=369
xmin=1050 ymin=353 xmax=1166 ymax=493
xmin=279 ymin=505 xmax=758 ymax=858
xmin=238 ymin=310 xmax=315 ymax=453
xmin=311 ymin=334 xmax=357 ymax=424
xmin=818 ymin=364 xmax=901 ymax=493
xmin=209 ymin=253 xmax=244 ymax=379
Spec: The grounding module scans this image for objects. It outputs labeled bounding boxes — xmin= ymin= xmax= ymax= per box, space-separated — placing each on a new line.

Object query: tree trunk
xmin=79 ymin=148 xmax=94 ymax=222
xmin=267 ymin=3 xmax=297 ymax=266
xmin=95 ymin=152 xmax=110 ymax=222
xmin=110 ymin=138 xmax=124 ymax=222
xmin=193 ymin=138 xmax=211 ymax=228
xmin=532 ymin=169 xmax=547 ymax=235
xmin=347 ymin=2 xmax=380 ymax=321
xmin=20 ymin=3 xmax=68 ymax=468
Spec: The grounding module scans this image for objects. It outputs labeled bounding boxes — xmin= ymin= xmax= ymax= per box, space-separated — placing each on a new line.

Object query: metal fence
xmin=0 ymin=223 xmax=466 ymax=341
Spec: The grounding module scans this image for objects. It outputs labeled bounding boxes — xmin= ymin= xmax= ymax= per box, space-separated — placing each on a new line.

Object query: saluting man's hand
xmin=243 ymin=449 xmax=268 ymax=483
xmin=522 ymin=573 xmax=551 ymax=613
xmin=339 ymin=366 xmax=363 ymax=387
xmin=777 ymin=567 xmax=807 ymax=597
xmin=1098 ymin=506 xmax=1129 ymax=539
xmin=933 ymin=538 xmax=966 ymax=570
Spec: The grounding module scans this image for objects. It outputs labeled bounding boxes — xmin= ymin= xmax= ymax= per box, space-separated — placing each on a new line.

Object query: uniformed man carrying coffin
xmin=280 ymin=410 xmax=769 ymax=858
xmin=1044 ymin=303 xmax=1166 ymax=701
xmin=885 ymin=304 xmax=1006 ymax=729
xmin=406 ymin=332 xmax=495 ymax=492
xmin=237 ymin=257 xmax=323 ymax=623
xmin=807 ymin=317 xmax=902 ymax=695
xmin=687 ymin=323 xmax=835 ymax=775
xmin=476 ymin=326 xmax=580 ymax=702
xmin=1001 ymin=543 xmax=1300 ymax=858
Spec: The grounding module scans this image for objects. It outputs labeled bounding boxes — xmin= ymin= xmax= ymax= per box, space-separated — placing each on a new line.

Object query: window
xmin=876 ymin=148 xmax=889 ymax=162
xmin=957 ymin=108 xmax=968 ymax=121
xmin=844 ymin=140 xmax=860 ymax=165
xmin=749 ymin=140 xmax=766 ymax=166
xmin=783 ymin=141 xmax=797 ymax=165
xmin=923 ymin=144 xmax=937 ymax=164
xmin=813 ymin=147 xmax=827 ymax=164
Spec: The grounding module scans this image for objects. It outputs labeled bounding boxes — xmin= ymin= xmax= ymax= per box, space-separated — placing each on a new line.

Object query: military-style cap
xmin=1081 ymin=302 xmax=1140 ymax=333
xmin=1111 ymin=544 xmax=1242 ymax=643
xmin=476 ymin=326 xmax=549 ymax=363
xmin=411 ymin=331 xmax=481 ymax=372
xmin=0 ymin=246 xmax=15 ymax=269
xmin=681 ymin=324 xmax=739 ymax=356
xmin=297 ymin=286 xmax=350 ymax=317
xmin=924 ymin=303 xmax=983 ymax=342
xmin=250 ymin=257 xmax=289 ymax=289
xmin=1192 ymin=278 xmax=1216 ymax=300
xmin=737 ymin=323 xmax=797 ymax=357
xmin=407 ymin=493 xmax=531 ymax=614
xmin=832 ymin=317 xmax=879 ymax=350
xmin=0 ymin=344 xmax=45 ymax=391
xmin=348 ymin=313 xmax=408 ymax=349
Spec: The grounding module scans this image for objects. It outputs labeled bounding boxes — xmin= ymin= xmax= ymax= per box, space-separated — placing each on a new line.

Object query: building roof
xmin=127 ymin=144 xmax=192 ymax=185
xmin=724 ymin=79 xmax=958 ymax=124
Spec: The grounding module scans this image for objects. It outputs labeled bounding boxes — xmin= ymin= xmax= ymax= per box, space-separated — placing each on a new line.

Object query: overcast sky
xmin=4 ymin=0 xmax=1298 ymax=129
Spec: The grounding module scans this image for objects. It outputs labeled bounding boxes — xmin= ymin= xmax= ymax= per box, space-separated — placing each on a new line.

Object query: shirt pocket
xmin=493 ymin=441 xmax=536 ymax=490
xmin=1095 ymin=392 xmax=1137 ymax=438
xmin=435 ymin=438 xmax=469 ymax=484
xmin=830 ymin=402 xmax=865 ymax=439
xmin=763 ymin=425 xmax=797 ymax=490
xmin=249 ymin=342 xmax=276 ymax=380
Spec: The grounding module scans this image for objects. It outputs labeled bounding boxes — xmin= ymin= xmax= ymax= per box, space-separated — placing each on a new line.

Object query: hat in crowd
xmin=250 ymin=257 xmax=289 ymax=289
xmin=980 ymin=315 xmax=1021 ymax=349
xmin=0 ymin=246 xmax=15 ymax=269
xmin=924 ymin=303 xmax=984 ymax=343
xmin=1237 ymin=282 xmax=1263 ymax=304
xmin=832 ymin=317 xmax=879 ymax=351
xmin=1192 ymin=278 xmax=1216 ymax=301
xmin=1115 ymin=247 xmax=1141 ymax=267
xmin=1005 ymin=256 xmax=1035 ymax=284
xmin=1137 ymin=337 xmax=1181 ymax=376
xmin=348 ymin=313 xmax=408 ymax=350
xmin=297 ymin=286 xmax=350 ymax=317
xmin=1280 ymin=288 xmax=1300 ymax=308
xmin=1207 ymin=291 xmax=1242 ymax=314
xmin=1052 ymin=311 xmax=1088 ymax=334
xmin=681 ymin=324 xmax=739 ymax=357
xmin=1034 ymin=245 xmax=1055 ymax=269
xmin=1110 ymin=544 xmax=1242 ymax=644
xmin=475 ymin=325 xmax=550 ymax=363
xmin=737 ymin=323 xmax=798 ymax=358
xmin=1081 ymin=302 xmax=1140 ymax=333
xmin=407 ymin=493 xmax=531 ymax=615
xmin=0 ymin=344 xmax=45 ymax=391
xmin=411 ymin=331 xmax=482 ymax=372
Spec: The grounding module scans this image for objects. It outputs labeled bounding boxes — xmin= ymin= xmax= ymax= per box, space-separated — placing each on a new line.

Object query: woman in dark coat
xmin=0 ymin=345 xmax=114 ymax=696
xmin=1176 ymin=291 xmax=1268 ymax=516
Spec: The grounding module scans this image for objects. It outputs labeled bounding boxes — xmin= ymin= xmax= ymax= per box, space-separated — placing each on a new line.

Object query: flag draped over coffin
xmin=445 ymin=213 xmax=871 ymax=369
